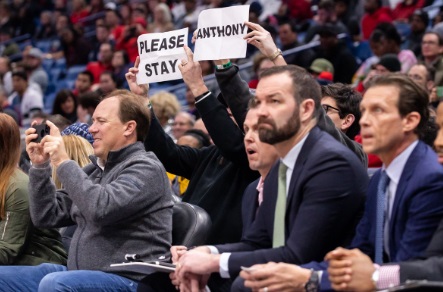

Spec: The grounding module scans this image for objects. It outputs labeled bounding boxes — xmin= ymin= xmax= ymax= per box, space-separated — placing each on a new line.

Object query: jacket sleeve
xmin=399 ymin=257 xmax=443 ymax=282
xmin=0 ymin=184 xmax=33 ymax=264
xmin=144 ymin=110 xmax=203 ymax=179
xmin=196 ymin=92 xmax=250 ymax=169
xmin=28 ymin=163 xmax=74 ymax=228
xmin=394 ymin=171 xmax=443 ymax=262
xmin=29 ymin=155 xmax=170 ymax=228
xmin=214 ymin=65 xmax=252 ymax=131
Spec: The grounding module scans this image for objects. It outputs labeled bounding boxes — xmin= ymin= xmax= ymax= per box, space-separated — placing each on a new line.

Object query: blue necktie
xmin=375 ymin=170 xmax=390 ymax=264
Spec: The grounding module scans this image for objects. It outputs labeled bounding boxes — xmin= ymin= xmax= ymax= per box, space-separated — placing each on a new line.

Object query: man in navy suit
xmin=326 ymin=97 xmax=443 ymax=292
xmin=173 ymin=65 xmax=368 ymax=291
xmin=240 ymin=73 xmax=443 ymax=291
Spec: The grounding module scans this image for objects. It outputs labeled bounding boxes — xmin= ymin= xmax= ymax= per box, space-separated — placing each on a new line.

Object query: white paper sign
xmin=193 ymin=5 xmax=249 ymax=61
xmin=136 ymin=28 xmax=188 ymax=84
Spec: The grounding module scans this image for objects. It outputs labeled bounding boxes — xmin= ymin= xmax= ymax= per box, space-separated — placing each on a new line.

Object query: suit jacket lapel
xmin=285 ymin=127 xmax=321 ymax=211
xmin=389 ymin=142 xmax=423 ymax=250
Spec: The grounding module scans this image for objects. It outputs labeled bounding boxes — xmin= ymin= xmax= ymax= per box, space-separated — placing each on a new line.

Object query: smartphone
xmin=31 ymin=123 xmax=50 ymax=143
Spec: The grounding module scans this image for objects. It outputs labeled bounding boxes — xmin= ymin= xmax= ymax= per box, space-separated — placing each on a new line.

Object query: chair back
xmin=172 ymin=202 xmax=211 ymax=246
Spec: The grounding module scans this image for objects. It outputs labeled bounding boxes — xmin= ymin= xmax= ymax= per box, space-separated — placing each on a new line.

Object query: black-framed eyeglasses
xmin=322 ymin=104 xmax=341 ymax=114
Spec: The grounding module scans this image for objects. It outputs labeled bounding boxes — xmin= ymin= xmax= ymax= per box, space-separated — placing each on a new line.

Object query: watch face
xmin=306 ymin=282 xmax=319 ymax=292
xmin=305 ymin=271 xmax=319 ymax=292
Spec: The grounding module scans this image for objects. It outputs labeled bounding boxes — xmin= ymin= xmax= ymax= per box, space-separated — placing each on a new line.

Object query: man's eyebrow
xmin=264 ymin=93 xmax=281 ymax=99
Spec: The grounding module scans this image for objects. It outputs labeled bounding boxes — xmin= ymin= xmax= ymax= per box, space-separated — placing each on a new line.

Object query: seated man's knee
xmin=38 ymin=272 xmax=69 ymax=292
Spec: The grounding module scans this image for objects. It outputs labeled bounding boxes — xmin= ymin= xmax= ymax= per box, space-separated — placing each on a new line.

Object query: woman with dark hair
xmin=52 ymin=89 xmax=78 ymax=123
xmin=59 ymin=26 xmax=92 ymax=67
xmin=0 ymin=113 xmax=67 ymax=265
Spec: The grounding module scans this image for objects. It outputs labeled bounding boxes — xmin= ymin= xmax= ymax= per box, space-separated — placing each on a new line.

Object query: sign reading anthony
xmin=193 ymin=5 xmax=249 ymax=61
xmin=136 ymin=27 xmax=188 ymax=84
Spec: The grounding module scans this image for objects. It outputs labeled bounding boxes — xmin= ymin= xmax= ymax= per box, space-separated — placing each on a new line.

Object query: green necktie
xmin=273 ymin=162 xmax=288 ymax=248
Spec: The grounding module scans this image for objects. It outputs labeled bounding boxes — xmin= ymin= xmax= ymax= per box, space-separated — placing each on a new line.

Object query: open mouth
xmin=246 ymin=149 xmax=257 ymax=155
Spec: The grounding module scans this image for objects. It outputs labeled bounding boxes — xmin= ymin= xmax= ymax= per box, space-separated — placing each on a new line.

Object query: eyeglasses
xmin=421 ymin=41 xmax=439 ymax=46
xmin=322 ymin=104 xmax=341 ymax=114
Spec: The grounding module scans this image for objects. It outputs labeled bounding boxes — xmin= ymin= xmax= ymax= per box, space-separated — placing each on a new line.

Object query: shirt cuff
xmin=207 ymin=246 xmax=219 ymax=255
xmin=219 ymin=253 xmax=231 ymax=278
xmin=377 ymin=264 xmax=400 ymax=289
xmin=318 ymin=270 xmax=323 ymax=286
xmin=31 ymin=161 xmax=50 ymax=169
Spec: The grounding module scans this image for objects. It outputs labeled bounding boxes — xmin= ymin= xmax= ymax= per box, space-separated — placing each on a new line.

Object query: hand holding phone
xmin=31 ymin=123 xmax=50 ymax=143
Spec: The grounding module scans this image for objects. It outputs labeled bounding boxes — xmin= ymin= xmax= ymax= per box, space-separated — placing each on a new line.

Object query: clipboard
xmin=381 ymin=280 xmax=443 ymax=291
xmin=110 ymin=261 xmax=176 ymax=274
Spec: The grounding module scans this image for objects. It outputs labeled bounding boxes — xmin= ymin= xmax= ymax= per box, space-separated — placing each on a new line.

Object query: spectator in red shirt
xmin=279 ymin=0 xmax=312 ymax=23
xmin=361 ymin=0 xmax=393 ymax=40
xmin=86 ymin=42 xmax=114 ymax=84
xmin=70 ymin=0 xmax=90 ymax=25
xmin=104 ymin=3 xmax=124 ymax=42
xmin=116 ymin=17 xmax=147 ymax=63
xmin=392 ymin=0 xmax=425 ymax=22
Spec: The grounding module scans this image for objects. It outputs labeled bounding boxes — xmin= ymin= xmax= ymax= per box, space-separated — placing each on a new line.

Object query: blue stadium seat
xmin=43 ymin=92 xmax=56 ymax=113
xmin=45 ymin=82 xmax=56 ymax=95
xmin=54 ymin=58 xmax=66 ymax=69
xmin=35 ymin=40 xmax=53 ymax=53
xmin=42 ymin=58 xmax=54 ymax=73
xmin=49 ymin=68 xmax=63 ymax=83
xmin=66 ymin=65 xmax=86 ymax=81
xmin=66 ymin=80 xmax=75 ymax=90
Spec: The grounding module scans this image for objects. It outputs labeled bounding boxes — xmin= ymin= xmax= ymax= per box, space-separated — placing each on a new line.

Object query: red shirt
xmin=392 ymin=0 xmax=425 ymax=20
xmin=354 ymin=135 xmax=383 ymax=167
xmin=70 ymin=9 xmax=90 ymax=25
xmin=361 ymin=7 xmax=393 ymax=40
xmin=282 ymin=0 xmax=312 ymax=21
xmin=86 ymin=61 xmax=113 ymax=84
xmin=116 ymin=29 xmax=147 ymax=63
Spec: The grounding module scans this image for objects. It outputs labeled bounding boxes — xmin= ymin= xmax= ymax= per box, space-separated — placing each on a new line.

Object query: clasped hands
xmin=169 ymin=245 xmax=216 ymax=292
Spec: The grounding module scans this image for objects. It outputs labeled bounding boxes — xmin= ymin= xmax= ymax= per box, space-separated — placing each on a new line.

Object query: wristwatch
xmin=305 ymin=269 xmax=320 ymax=292
xmin=269 ymin=48 xmax=282 ymax=61
xmin=372 ymin=264 xmax=380 ymax=289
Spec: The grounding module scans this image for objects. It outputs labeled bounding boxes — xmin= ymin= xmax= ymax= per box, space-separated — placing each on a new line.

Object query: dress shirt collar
xmin=384 ymin=140 xmax=418 ymax=184
xmin=280 ymin=133 xmax=310 ymax=170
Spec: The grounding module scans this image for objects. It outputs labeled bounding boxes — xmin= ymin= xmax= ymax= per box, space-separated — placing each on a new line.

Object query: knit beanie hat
xmin=61 ymin=123 xmax=94 ymax=144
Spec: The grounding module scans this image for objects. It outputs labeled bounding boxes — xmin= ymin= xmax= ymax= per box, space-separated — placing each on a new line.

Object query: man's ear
xmin=124 ymin=120 xmax=137 ymax=137
xmin=402 ymin=111 xmax=420 ymax=134
xmin=341 ymin=114 xmax=355 ymax=132
xmin=300 ymin=99 xmax=316 ymax=123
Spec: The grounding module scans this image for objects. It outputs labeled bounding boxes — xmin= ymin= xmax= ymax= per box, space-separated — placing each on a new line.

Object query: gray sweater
xmin=28 ymin=142 xmax=173 ymax=280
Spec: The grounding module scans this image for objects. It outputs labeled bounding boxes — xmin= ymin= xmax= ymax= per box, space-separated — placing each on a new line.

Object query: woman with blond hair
xmin=0 ymin=113 xmax=67 ymax=265
xmin=150 ymin=91 xmax=181 ymax=138
xmin=148 ymin=3 xmax=174 ymax=33
xmin=52 ymin=135 xmax=94 ymax=189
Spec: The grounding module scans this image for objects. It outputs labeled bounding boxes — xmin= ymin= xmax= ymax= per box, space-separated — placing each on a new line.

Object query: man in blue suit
xmin=240 ymin=73 xmax=443 ymax=291
xmin=173 ymin=65 xmax=368 ymax=291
